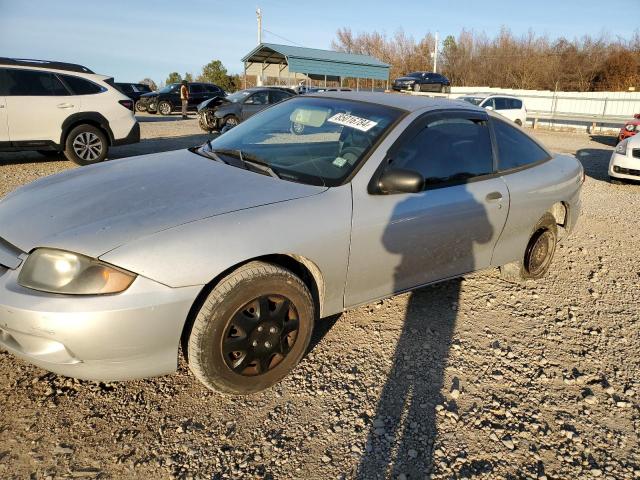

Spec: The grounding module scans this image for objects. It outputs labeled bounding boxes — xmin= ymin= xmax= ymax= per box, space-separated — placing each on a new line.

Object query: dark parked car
xmin=197 ymin=87 xmax=295 ymax=132
xmin=142 ymin=82 xmax=225 ymax=115
xmin=114 ymin=82 xmax=152 ymax=112
xmin=392 ymin=72 xmax=451 ymax=93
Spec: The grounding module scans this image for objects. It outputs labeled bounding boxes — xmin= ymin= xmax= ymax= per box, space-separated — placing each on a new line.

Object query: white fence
xmin=449 ymin=86 xmax=640 ymax=119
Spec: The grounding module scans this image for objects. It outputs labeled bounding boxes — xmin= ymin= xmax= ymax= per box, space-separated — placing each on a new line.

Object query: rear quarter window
xmin=493 ymin=119 xmax=550 ymax=171
xmin=61 ymin=75 xmax=104 ymax=95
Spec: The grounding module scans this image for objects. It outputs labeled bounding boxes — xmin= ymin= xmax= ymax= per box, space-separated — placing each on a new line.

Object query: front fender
xmin=100 ymin=186 xmax=353 ymax=317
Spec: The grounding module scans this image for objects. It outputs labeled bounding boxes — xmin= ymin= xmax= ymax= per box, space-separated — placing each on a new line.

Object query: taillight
xmin=118 ymin=99 xmax=134 ymax=111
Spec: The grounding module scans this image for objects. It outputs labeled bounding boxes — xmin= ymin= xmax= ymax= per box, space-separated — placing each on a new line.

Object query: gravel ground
xmin=1 ymin=118 xmax=639 ymax=480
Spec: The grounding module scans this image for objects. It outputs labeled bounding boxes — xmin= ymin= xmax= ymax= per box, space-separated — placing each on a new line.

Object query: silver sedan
xmin=0 ymin=92 xmax=583 ymax=394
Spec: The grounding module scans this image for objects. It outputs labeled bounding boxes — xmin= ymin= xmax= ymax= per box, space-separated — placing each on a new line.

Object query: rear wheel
xmin=187 ymin=261 xmax=315 ymax=394
xmin=515 ymin=119 xmax=523 ymax=127
xmin=158 ymin=101 xmax=172 ymax=116
xmin=64 ymin=124 xmax=108 ymax=166
xmin=500 ymin=213 xmax=558 ymax=282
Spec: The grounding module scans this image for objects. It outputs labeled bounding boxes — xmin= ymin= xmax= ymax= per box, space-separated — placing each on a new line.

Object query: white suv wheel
xmin=72 ymin=132 xmax=103 ymax=162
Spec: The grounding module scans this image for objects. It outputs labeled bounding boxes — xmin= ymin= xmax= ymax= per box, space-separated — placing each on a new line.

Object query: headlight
xmin=615 ymin=139 xmax=628 ymax=156
xmin=18 ymin=248 xmax=136 ymax=295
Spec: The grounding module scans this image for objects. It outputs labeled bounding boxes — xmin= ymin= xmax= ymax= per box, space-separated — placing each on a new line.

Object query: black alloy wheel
xmin=222 ymin=295 xmax=299 ymax=376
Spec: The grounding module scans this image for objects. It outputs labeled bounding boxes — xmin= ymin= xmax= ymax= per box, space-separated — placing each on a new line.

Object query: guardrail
xmin=527 ymin=111 xmax=627 ymax=132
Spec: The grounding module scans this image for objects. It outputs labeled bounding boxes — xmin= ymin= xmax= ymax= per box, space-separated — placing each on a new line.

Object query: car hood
xmin=0 ymin=149 xmax=326 ymax=258
xmin=197 ymin=96 xmax=230 ymax=112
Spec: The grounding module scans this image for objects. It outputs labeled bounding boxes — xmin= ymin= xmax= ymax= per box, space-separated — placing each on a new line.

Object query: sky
xmin=1 ymin=0 xmax=638 ymax=85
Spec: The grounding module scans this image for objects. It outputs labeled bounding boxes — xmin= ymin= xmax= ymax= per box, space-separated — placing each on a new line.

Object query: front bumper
xmin=0 ymin=265 xmax=201 ymax=381
xmin=609 ymin=150 xmax=640 ymax=181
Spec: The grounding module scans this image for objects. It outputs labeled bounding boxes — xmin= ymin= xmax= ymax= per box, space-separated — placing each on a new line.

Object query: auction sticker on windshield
xmin=327 ymin=113 xmax=378 ymax=132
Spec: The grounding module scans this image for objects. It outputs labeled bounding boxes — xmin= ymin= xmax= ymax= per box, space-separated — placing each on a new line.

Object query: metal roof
xmin=242 ymin=43 xmax=390 ymax=80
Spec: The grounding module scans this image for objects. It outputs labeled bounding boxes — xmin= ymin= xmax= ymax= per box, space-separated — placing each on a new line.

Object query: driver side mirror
xmin=376 ymin=168 xmax=424 ymax=194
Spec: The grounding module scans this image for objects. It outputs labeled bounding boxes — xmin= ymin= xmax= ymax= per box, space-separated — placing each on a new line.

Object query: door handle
xmin=57 ymin=103 xmax=74 ymax=109
xmin=486 ymin=191 xmax=503 ymax=202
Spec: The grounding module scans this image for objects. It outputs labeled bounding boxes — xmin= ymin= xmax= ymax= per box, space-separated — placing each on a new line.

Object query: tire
xmin=135 ymin=101 xmax=147 ymax=113
xmin=440 ymin=84 xmax=446 ymax=93
xmin=37 ymin=150 xmax=61 ymax=157
xmin=223 ymin=115 xmax=240 ymax=129
xmin=500 ymin=213 xmax=558 ymax=282
xmin=515 ymin=119 xmax=523 ymax=127
xmin=413 ymin=83 xmax=421 ymax=92
xmin=63 ymin=124 xmax=108 ymax=166
xmin=187 ymin=261 xmax=315 ymax=394
xmin=147 ymin=103 xmax=157 ymax=114
xmin=158 ymin=101 xmax=172 ymax=116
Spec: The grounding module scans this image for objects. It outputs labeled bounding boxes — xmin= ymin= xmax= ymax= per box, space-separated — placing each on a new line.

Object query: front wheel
xmin=440 ymin=84 xmax=447 ymax=93
xmin=187 ymin=261 xmax=315 ymax=394
xmin=158 ymin=101 xmax=172 ymax=116
xmin=223 ymin=115 xmax=239 ymax=129
xmin=413 ymin=83 xmax=421 ymax=92
xmin=135 ymin=101 xmax=147 ymax=112
xmin=64 ymin=125 xmax=108 ymax=166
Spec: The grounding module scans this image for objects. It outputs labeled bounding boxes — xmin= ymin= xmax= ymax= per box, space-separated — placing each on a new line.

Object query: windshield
xmin=158 ymin=83 xmax=179 ymax=94
xmin=460 ymin=96 xmax=484 ymax=106
xmin=226 ymin=90 xmax=252 ymax=103
xmin=197 ymin=96 xmax=403 ymax=186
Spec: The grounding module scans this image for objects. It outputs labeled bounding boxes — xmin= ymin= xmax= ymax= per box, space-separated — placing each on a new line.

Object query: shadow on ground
xmin=589 ymin=135 xmax=617 ymax=147
xmin=576 ymin=148 xmax=612 ymax=182
xmin=136 ymin=114 xmax=196 ymax=123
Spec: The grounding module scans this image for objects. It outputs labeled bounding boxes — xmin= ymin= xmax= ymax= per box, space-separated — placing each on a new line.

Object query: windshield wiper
xmin=210 ymin=149 xmax=281 ymax=179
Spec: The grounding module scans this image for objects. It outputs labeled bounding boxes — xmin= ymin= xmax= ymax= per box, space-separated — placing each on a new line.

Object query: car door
xmin=345 ymin=110 xmax=510 ymax=307
xmin=4 ymin=68 xmax=78 ymax=144
xmin=494 ymin=97 xmax=517 ymax=122
xmin=241 ymin=91 xmax=269 ymax=120
xmin=0 ymin=69 xmax=9 ymax=144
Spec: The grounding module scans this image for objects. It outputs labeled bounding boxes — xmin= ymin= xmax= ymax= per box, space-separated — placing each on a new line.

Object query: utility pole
xmin=256 ymin=8 xmax=262 ymax=45
xmin=432 ymin=31 xmax=438 ymax=72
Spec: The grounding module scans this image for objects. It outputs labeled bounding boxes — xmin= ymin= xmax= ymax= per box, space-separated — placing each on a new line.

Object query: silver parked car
xmin=0 ymin=93 xmax=583 ymax=394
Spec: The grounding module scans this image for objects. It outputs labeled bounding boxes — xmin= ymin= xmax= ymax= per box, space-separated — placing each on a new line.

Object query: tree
xmin=198 ymin=60 xmax=236 ymax=91
xmin=165 ymin=72 xmax=182 ymax=85
xmin=138 ymin=78 xmax=157 ymax=91
xmin=184 ymin=72 xmax=193 ymax=82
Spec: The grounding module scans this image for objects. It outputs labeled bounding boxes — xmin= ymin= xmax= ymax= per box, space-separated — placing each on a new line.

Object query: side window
xmin=269 ymin=90 xmax=291 ymax=103
xmin=204 ymin=85 xmax=220 ymax=94
xmin=5 ymin=69 xmax=69 ymax=96
xmin=512 ymin=99 xmax=523 ymax=109
xmin=391 ymin=116 xmax=494 ymax=188
xmin=189 ymin=84 xmax=204 ymax=94
xmin=494 ymin=97 xmax=509 ymax=110
xmin=60 ymin=75 xmax=103 ymax=95
xmin=245 ymin=91 xmax=268 ymax=105
xmin=0 ymin=69 xmax=7 ymax=96
xmin=493 ymin=119 xmax=549 ymax=170
xmin=481 ymin=98 xmax=495 ymax=109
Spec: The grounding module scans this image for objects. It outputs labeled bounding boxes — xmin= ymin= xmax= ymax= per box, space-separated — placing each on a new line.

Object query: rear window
xmin=4 ymin=69 xmax=69 ymax=96
xmin=61 ymin=75 xmax=104 ymax=95
xmin=493 ymin=119 xmax=549 ymax=170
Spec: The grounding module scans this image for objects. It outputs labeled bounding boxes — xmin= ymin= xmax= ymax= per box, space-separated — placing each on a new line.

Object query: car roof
xmin=460 ymin=93 xmax=522 ymax=100
xmin=307 ymin=91 xmax=483 ymax=113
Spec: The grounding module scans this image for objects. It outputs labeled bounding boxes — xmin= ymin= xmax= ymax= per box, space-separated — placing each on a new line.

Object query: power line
xmin=262 ymin=29 xmax=304 ymax=47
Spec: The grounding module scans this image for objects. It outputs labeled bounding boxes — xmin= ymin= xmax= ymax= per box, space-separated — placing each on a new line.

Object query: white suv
xmin=458 ymin=94 xmax=527 ymax=126
xmin=0 ymin=58 xmax=139 ymax=165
